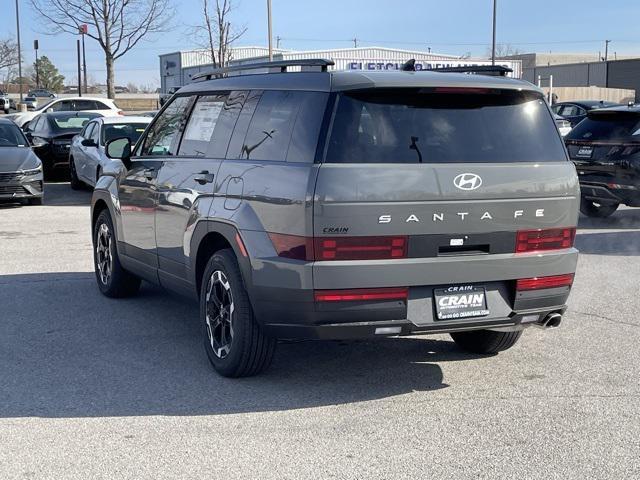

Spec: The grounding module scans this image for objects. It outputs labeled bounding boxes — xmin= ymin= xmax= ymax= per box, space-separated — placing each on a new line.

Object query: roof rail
xmin=192 ymin=58 xmax=335 ymax=81
xmin=432 ymin=65 xmax=513 ymax=77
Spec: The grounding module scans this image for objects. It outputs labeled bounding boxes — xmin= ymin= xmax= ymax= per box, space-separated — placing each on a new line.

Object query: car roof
xmin=97 ymin=116 xmax=151 ymax=124
xmin=588 ymin=105 xmax=640 ymax=115
xmin=180 ymin=70 xmax=539 ymax=94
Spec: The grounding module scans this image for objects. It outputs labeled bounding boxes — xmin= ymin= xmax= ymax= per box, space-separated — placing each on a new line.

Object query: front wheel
xmin=580 ymin=198 xmax=619 ymax=218
xmin=450 ymin=329 xmax=522 ymax=354
xmin=201 ymin=249 xmax=276 ymax=377
xmin=93 ymin=209 xmax=141 ymax=297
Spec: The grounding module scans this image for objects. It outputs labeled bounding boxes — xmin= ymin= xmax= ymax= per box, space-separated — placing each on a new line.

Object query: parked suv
xmin=565 ymin=104 xmax=640 ymax=217
xmin=91 ymin=60 xmax=579 ymax=377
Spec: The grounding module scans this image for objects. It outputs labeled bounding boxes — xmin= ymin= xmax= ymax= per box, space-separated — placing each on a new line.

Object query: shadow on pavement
xmin=43 ymin=182 xmax=92 ymax=206
xmin=0 ymin=272 xmax=482 ymax=419
xmin=578 ymin=208 xmax=640 ymax=230
xmin=575 ymin=230 xmax=640 ymax=256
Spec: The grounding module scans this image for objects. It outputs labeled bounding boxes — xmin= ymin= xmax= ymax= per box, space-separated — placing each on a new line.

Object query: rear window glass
xmin=51 ymin=114 xmax=99 ymax=130
xmin=326 ymin=89 xmax=567 ymax=164
xmin=566 ymin=113 xmax=640 ymax=142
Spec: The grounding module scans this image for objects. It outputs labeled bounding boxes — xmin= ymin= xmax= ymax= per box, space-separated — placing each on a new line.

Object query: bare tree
xmin=487 ymin=43 xmax=523 ymax=59
xmin=196 ymin=0 xmax=247 ymax=69
xmin=29 ymin=0 xmax=172 ymax=99
xmin=0 ymin=38 xmax=20 ymax=71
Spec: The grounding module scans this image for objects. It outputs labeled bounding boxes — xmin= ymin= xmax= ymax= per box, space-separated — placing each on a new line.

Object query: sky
xmin=5 ymin=0 xmax=640 ymax=87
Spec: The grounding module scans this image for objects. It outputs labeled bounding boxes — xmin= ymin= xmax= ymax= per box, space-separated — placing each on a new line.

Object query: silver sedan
xmin=69 ymin=116 xmax=150 ymax=189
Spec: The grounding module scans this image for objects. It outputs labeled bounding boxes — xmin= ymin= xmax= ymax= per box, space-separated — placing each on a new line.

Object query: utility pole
xmin=76 ymin=39 xmax=82 ymax=97
xmin=80 ymin=24 xmax=88 ymax=94
xmin=15 ymin=0 xmax=24 ymax=102
xmin=267 ymin=0 xmax=273 ymax=61
xmin=491 ymin=0 xmax=497 ymax=65
xmin=604 ymin=40 xmax=611 ymax=62
xmin=34 ymin=40 xmax=39 ymax=88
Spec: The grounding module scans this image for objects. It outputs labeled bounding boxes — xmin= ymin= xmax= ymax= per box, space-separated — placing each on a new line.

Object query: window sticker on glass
xmin=183 ymin=101 xmax=224 ymax=142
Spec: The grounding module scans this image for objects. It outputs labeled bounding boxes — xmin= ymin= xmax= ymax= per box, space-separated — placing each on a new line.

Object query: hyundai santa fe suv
xmin=91 ymin=59 xmax=580 ymax=377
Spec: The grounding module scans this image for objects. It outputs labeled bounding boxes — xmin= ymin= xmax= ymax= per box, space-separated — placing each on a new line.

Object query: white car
xmin=5 ymin=97 xmax=123 ymax=128
xmin=69 ymin=116 xmax=151 ymax=189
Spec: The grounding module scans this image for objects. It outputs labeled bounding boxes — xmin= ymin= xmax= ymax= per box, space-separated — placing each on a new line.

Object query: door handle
xmin=194 ymin=170 xmax=214 ymax=185
xmin=143 ymin=167 xmax=157 ymax=180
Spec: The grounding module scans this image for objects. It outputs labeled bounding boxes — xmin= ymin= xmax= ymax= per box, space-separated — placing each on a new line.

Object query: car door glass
xmin=83 ymin=123 xmax=95 ymax=141
xmin=140 ymin=96 xmax=194 ymax=156
xmin=561 ymin=105 xmax=578 ymax=117
xmin=241 ymin=90 xmax=302 ymax=161
xmin=550 ymin=105 xmax=561 ymax=114
xmin=73 ymin=100 xmax=96 ymax=111
xmin=51 ymin=100 xmax=71 ymax=112
xmin=178 ymin=94 xmax=230 ymax=157
xmin=94 ymin=101 xmax=110 ymax=110
xmin=90 ymin=123 xmax=101 ymax=144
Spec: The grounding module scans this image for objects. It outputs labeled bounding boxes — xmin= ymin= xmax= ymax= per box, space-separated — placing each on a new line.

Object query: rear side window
xmin=326 ymin=89 xmax=567 ymax=164
xmin=178 ymin=93 xmax=237 ymax=157
xmin=566 ymin=113 xmax=640 ymax=142
xmin=140 ymin=96 xmax=193 ymax=156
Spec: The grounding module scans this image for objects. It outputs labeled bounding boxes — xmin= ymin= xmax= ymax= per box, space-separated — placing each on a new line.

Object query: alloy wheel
xmin=205 ymin=270 xmax=235 ymax=359
xmin=96 ymin=223 xmax=113 ymax=285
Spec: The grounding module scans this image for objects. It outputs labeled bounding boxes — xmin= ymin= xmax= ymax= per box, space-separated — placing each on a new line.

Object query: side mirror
xmin=31 ymin=137 xmax=47 ymax=148
xmin=46 ymin=108 xmax=54 ymax=113
xmin=81 ymin=138 xmax=97 ymax=147
xmin=105 ymin=137 xmax=132 ymax=167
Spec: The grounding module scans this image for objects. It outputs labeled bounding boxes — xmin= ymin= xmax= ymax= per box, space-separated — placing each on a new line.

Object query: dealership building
xmin=159 ymin=46 xmax=522 ymax=93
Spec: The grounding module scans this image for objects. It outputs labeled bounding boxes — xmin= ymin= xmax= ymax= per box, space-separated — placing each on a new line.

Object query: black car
xmin=28 ymin=89 xmax=56 ymax=98
xmin=551 ymin=100 xmax=621 ymax=127
xmin=0 ymin=118 xmax=44 ymax=205
xmin=565 ymin=105 xmax=640 ymax=217
xmin=23 ymin=111 xmax=102 ymax=176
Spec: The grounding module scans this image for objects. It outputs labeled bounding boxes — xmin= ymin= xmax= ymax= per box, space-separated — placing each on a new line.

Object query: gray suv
xmin=91 ymin=59 xmax=579 ymax=377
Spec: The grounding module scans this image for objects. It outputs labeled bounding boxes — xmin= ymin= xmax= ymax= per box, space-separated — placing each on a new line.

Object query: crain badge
xmin=453 ymin=173 xmax=482 ymax=191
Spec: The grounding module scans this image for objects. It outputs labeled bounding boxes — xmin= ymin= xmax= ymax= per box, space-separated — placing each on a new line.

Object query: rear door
xmin=74 ymin=121 xmax=95 ymax=182
xmin=313 ymin=87 xmax=579 ymax=289
xmin=154 ymin=91 xmax=243 ymax=290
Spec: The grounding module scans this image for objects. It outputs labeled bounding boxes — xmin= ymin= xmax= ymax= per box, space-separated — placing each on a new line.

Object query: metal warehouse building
xmin=503 ymin=53 xmax=640 ymax=101
xmin=159 ymin=46 xmax=522 ymax=93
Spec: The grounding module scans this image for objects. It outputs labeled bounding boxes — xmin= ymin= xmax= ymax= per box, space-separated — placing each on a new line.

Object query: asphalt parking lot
xmin=1 ymin=183 xmax=639 ymax=479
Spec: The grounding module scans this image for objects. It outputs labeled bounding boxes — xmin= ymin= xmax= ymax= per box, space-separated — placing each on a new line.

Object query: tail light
xmin=314 ymin=287 xmax=408 ymax=302
xmin=516 ymin=274 xmax=574 ymax=291
xmin=314 ymin=236 xmax=407 ymax=260
xmin=117 ymin=110 xmax=125 ymax=116
xmin=268 ymin=234 xmax=408 ymax=261
xmin=516 ymin=228 xmax=575 ymax=253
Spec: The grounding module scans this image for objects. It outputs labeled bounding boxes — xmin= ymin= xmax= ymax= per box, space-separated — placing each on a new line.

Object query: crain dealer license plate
xmin=434 ymin=285 xmax=490 ymax=320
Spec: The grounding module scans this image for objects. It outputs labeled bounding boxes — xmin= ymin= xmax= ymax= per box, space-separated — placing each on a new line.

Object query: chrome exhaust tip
xmin=539 ymin=312 xmax=562 ymax=329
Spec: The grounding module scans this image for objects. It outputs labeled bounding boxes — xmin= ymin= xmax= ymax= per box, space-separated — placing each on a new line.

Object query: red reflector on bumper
xmin=516 ymin=274 xmax=574 ymax=291
xmin=314 ymin=287 xmax=408 ymax=302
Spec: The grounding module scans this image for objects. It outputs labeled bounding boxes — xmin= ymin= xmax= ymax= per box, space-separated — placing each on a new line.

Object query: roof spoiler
xmin=192 ymin=59 xmax=335 ymax=81
xmin=400 ymin=59 xmax=512 ymax=77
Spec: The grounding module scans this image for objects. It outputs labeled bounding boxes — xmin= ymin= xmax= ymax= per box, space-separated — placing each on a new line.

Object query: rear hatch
xmin=565 ymin=109 xmax=640 ymax=178
xmin=312 ymin=87 xmax=578 ymax=286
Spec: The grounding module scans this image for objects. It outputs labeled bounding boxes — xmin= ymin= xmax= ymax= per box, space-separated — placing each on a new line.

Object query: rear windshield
xmin=102 ymin=123 xmax=148 ymax=145
xmin=51 ymin=114 xmax=99 ymax=130
xmin=325 ymin=89 xmax=566 ymax=163
xmin=566 ymin=113 xmax=640 ymax=142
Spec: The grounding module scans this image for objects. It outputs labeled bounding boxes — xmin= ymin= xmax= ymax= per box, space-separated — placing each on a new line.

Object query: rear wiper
xmin=409 ymin=136 xmax=423 ymax=163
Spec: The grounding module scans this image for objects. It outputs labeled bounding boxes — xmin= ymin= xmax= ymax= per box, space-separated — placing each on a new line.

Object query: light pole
xmin=491 ymin=0 xmax=497 ymax=65
xmin=15 ymin=0 xmax=24 ymax=102
xmin=34 ymin=40 xmax=39 ymax=88
xmin=267 ymin=0 xmax=273 ymax=61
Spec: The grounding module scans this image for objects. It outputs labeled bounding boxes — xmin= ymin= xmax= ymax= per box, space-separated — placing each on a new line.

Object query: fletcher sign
xmin=347 ymin=60 xmax=519 ymax=76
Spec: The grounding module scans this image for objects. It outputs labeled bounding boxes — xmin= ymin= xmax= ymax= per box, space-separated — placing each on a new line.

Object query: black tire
xmin=200 ymin=248 xmax=276 ymax=378
xmin=69 ymin=157 xmax=83 ymax=190
xmin=580 ymin=198 xmax=619 ymax=218
xmin=27 ymin=197 xmax=43 ymax=206
xmin=93 ymin=209 xmax=141 ymax=298
xmin=450 ymin=329 xmax=522 ymax=354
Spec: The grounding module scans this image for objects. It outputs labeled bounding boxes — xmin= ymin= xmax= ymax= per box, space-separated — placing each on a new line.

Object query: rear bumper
xmin=246 ymin=245 xmax=578 ymax=340
xmin=579 ymin=178 xmax=640 ymax=207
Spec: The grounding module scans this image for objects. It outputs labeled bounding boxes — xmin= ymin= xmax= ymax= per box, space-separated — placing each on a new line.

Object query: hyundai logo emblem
xmin=453 ymin=173 xmax=482 ymax=191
